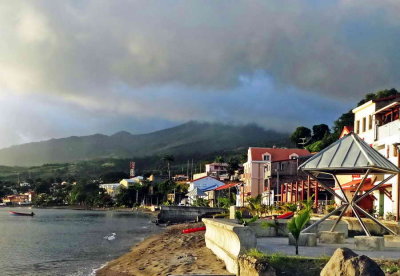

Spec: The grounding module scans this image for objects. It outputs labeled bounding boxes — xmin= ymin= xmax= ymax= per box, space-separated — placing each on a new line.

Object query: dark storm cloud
xmin=0 ymin=0 xmax=399 ymax=147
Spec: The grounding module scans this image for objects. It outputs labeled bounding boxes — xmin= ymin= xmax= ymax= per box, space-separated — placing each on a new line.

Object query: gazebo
xmin=299 ymin=132 xmax=400 ymax=236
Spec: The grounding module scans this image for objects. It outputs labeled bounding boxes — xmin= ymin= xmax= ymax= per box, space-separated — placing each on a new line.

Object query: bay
xmin=0 ymin=207 xmax=160 ymax=276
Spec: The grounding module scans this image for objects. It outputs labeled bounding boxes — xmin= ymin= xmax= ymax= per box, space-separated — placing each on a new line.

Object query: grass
xmin=244 ymin=249 xmax=330 ymax=276
xmin=382 ymin=264 xmax=400 ymax=274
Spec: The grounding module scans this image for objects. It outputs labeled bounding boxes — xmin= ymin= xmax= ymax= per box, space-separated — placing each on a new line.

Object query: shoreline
xmin=96 ymin=222 xmax=230 ymax=276
xmin=31 ymin=205 xmax=159 ymax=216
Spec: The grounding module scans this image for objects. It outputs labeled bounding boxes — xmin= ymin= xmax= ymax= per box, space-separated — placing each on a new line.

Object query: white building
xmin=351 ymin=95 xmax=400 ymax=219
xmin=99 ymin=183 xmax=121 ymax=197
xmin=119 ymin=176 xmax=144 ymax=188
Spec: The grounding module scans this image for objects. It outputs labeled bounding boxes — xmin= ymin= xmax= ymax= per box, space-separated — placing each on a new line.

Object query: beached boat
xmin=8 ymin=211 xmax=35 ymax=216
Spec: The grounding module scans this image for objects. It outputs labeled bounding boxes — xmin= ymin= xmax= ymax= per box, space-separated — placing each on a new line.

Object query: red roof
xmin=214 ymin=183 xmax=238 ymax=191
xmin=249 ymin=147 xmax=310 ymax=162
xmin=340 ymin=126 xmax=354 ymax=138
xmin=334 ymin=178 xmax=392 ymax=192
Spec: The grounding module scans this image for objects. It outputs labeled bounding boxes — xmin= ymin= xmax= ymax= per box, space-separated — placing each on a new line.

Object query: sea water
xmin=0 ymin=207 xmax=160 ymax=276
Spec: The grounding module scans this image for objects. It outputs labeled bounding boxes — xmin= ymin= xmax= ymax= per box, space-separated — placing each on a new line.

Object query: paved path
xmin=257 ymin=237 xmax=400 ymax=259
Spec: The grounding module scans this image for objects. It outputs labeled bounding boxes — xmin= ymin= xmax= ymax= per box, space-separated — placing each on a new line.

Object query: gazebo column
xmin=307 ymin=176 xmax=311 ymax=200
xmin=301 ymin=180 xmax=305 ymax=201
xmin=314 ymin=181 xmax=318 ymax=208
xmin=295 ymin=181 xmax=298 ymax=202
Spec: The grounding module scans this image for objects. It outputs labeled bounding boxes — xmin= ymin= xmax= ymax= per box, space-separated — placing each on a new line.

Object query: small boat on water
xmin=9 ymin=211 xmax=35 ymax=216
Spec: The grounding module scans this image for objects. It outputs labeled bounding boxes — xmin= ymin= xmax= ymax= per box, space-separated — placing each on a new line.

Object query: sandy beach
xmin=96 ymin=222 xmax=230 ymax=276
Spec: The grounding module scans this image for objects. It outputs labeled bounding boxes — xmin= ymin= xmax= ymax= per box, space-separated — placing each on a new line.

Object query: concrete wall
xmin=158 ymin=206 xmax=225 ymax=223
xmin=203 ymin=218 xmax=256 ymax=275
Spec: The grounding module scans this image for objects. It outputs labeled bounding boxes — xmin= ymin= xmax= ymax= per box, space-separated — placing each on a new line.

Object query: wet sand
xmin=96 ymin=223 xmax=230 ymax=276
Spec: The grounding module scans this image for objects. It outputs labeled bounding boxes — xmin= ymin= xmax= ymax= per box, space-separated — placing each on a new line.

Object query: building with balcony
xmin=351 ymin=95 xmax=400 ymax=219
xmin=263 ymin=155 xmax=313 ymax=203
xmin=241 ymin=147 xmax=310 ymax=204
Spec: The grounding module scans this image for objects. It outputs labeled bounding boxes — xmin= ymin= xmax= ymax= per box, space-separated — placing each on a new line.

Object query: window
xmin=263 ymin=155 xmax=270 ymax=161
xmin=280 ymin=163 xmax=285 ymax=170
xmin=356 ymin=120 xmax=360 ymax=134
xmin=368 ymin=115 xmax=373 ymax=130
xmin=362 ymin=117 xmax=366 ymax=132
xmin=394 ymin=145 xmax=398 ymax=157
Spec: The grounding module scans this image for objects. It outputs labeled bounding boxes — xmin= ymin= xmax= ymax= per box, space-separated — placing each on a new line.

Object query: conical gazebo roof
xmin=299 ymin=132 xmax=400 ymax=174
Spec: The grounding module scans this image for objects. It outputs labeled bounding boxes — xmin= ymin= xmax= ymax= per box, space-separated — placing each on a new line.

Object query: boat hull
xmin=9 ymin=211 xmax=34 ymax=216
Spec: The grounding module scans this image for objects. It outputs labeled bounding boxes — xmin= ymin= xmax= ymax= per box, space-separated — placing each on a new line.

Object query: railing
xmin=377 ymin=120 xmax=400 ymax=140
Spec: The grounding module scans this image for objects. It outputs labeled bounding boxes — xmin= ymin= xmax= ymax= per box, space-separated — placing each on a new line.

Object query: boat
xmin=9 ymin=211 xmax=35 ymax=216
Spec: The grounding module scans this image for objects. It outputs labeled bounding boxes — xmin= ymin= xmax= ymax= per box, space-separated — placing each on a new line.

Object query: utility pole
xmin=299 ymin=137 xmax=307 ymax=148
xmin=191 ymin=159 xmax=194 ymax=180
xmin=187 ymin=160 xmax=189 ymax=180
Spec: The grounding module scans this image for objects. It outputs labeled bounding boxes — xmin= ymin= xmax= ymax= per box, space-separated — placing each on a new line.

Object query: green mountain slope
xmin=0 ymin=121 xmax=290 ymax=166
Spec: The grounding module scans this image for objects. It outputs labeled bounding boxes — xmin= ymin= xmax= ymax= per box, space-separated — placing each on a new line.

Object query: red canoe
xmin=277 ymin=212 xmax=294 ymax=219
xmin=9 ymin=211 xmax=35 ymax=216
xmin=182 ymin=226 xmax=206 ymax=234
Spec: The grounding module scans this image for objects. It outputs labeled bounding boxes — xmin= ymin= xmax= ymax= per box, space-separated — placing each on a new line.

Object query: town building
xmin=187 ymin=176 xmax=225 ymax=205
xmin=99 ymin=183 xmax=121 ymax=197
xmin=119 ymin=176 xmax=144 ymax=188
xmin=241 ymin=147 xmax=310 ymax=204
xmin=263 ymin=155 xmax=313 ymax=204
xmin=346 ymin=95 xmax=400 ymax=220
xmin=205 ymin=163 xmax=228 ymax=177
xmin=2 ymin=191 xmax=35 ymax=205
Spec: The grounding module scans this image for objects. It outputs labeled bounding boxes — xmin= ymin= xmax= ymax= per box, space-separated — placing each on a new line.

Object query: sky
xmin=1 ymin=0 xmax=400 ymax=148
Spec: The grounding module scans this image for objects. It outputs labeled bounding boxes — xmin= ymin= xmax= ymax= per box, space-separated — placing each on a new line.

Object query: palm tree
xmin=214 ymin=155 xmax=225 ymax=163
xmin=162 ymin=155 xmax=175 ymax=180
xmin=287 ymin=209 xmax=311 ymax=255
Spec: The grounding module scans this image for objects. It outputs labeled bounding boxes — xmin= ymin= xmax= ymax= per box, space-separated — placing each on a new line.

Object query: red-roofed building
xmin=339 ymin=126 xmax=354 ymax=138
xmin=241 ymin=147 xmax=310 ymax=203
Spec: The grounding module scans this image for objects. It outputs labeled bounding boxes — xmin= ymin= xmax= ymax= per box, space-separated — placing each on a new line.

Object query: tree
xmin=157 ymin=179 xmax=176 ymax=201
xmin=332 ymin=110 xmax=354 ymax=134
xmin=115 ymin=186 xmax=137 ymax=207
xmin=357 ymin=88 xmax=399 ymax=106
xmin=214 ymin=156 xmax=225 ymax=163
xmin=162 ymin=155 xmax=175 ymax=180
xmin=311 ymin=124 xmax=330 ymax=141
xmin=287 ymin=209 xmax=311 ymax=255
xmin=227 ymin=157 xmax=240 ymax=178
xmin=290 ymin=126 xmax=311 ymax=147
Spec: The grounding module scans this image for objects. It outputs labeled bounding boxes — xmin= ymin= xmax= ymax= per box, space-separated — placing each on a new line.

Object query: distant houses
xmin=99 ymin=183 xmax=120 ymax=197
xmin=119 ymin=176 xmax=144 ymax=188
xmin=2 ymin=191 xmax=35 ymax=205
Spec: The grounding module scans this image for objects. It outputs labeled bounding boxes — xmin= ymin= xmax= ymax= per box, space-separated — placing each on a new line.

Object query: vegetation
xmin=192 ymin=198 xmax=209 ymax=207
xmin=0 ymin=121 xmax=290 ymax=167
xmin=290 ymin=88 xmax=400 ymax=152
xmin=235 ymin=210 xmax=258 ymax=226
xmin=217 ymin=196 xmax=235 ymax=209
xmin=287 ymin=208 xmax=312 ymax=255
xmin=244 ymin=249 xmax=329 ymax=276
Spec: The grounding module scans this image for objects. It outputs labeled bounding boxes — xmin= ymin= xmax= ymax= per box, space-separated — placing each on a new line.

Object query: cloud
xmin=1 ymin=1 xmax=399 ymax=97
xmin=0 ymin=1 xmax=399 ymax=147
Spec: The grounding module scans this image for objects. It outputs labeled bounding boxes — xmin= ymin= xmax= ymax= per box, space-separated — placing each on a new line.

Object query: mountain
xmin=0 ymin=121 xmax=290 ymax=166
